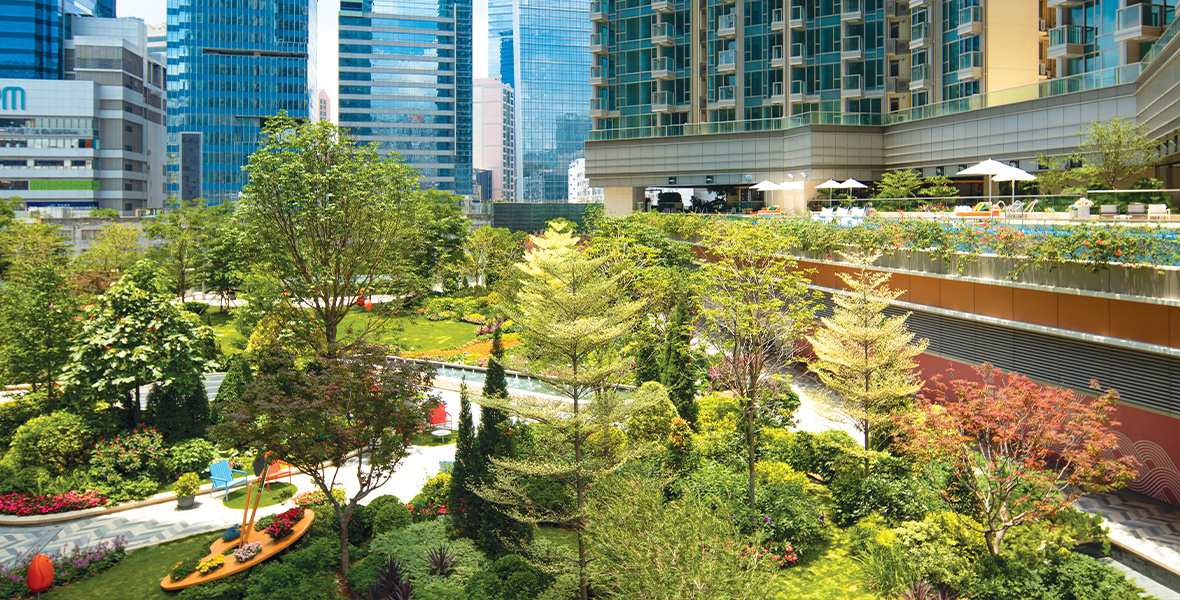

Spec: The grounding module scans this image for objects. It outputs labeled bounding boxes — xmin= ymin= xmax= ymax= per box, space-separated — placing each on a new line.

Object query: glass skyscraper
xmin=165 ymin=0 xmax=317 ymax=205
xmin=0 ymin=0 xmax=116 ymax=79
xmin=490 ymin=0 xmax=592 ymax=202
xmin=337 ymin=0 xmax=473 ymax=196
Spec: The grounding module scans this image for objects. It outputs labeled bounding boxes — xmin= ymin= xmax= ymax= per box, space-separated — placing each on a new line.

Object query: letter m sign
xmin=1 ymin=87 xmax=25 ymax=110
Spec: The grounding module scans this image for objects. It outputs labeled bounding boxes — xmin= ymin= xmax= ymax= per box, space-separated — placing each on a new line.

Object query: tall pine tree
xmin=468 ymin=328 xmax=532 ymax=555
xmin=659 ymin=294 xmax=697 ymax=425
xmin=448 ymin=381 xmax=479 ymax=538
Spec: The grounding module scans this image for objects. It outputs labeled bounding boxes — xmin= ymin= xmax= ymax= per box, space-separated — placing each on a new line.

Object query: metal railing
xmin=1049 ymin=24 xmax=1095 ymax=46
xmin=1117 ymin=3 xmax=1175 ymax=30
xmin=588 ymin=111 xmax=883 ymax=141
xmin=1142 ymin=6 xmax=1180 ymax=66
xmin=718 ymin=49 xmax=735 ymax=69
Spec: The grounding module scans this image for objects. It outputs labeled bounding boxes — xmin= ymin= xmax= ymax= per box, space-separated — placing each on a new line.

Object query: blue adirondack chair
xmin=209 ymin=460 xmax=248 ymax=499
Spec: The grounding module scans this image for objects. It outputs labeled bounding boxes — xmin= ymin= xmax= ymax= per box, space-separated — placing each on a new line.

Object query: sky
xmin=116 ymin=0 xmax=491 ymax=117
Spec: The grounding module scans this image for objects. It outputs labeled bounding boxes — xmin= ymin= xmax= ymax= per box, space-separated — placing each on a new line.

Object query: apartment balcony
xmin=717 ymin=49 xmax=736 ymax=73
xmin=769 ymin=44 xmax=785 ymax=68
xmin=956 ymin=50 xmax=982 ymax=80
xmin=590 ymin=65 xmax=608 ymax=86
xmin=652 ymin=0 xmax=673 ymax=13
xmin=1047 ymin=0 xmax=1083 ymax=7
xmin=885 ymin=0 xmax=909 ymax=18
xmin=910 ymin=21 xmax=929 ymax=49
xmin=1047 ymin=25 xmax=1094 ymax=59
xmin=717 ymin=13 xmax=736 ymax=38
xmin=842 ymin=0 xmax=863 ymax=22
xmin=590 ymin=1 xmax=607 ymax=22
xmin=790 ymin=42 xmax=805 ymax=65
xmin=908 ymin=0 xmax=929 ymax=8
xmin=1114 ymin=3 xmax=1173 ymax=43
xmin=652 ymin=91 xmax=673 ymax=113
xmin=770 ymin=82 xmax=786 ymax=104
xmin=771 ymin=8 xmax=785 ymax=31
xmin=841 ymin=35 xmax=862 ymax=60
xmin=841 ymin=74 xmax=864 ymax=98
xmin=886 ymin=75 xmax=910 ymax=94
xmin=885 ymin=38 xmax=910 ymax=55
xmin=590 ymin=97 xmax=609 ymax=117
xmin=909 ymin=63 xmax=931 ymax=89
xmin=718 ymin=0 xmax=736 ymax=5
xmin=790 ymin=5 xmax=805 ymax=29
xmin=590 ymin=33 xmax=607 ymax=54
xmin=652 ymin=22 xmax=674 ymax=46
xmin=708 ymin=85 xmax=736 ymax=109
xmin=652 ymin=56 xmax=675 ymax=79
xmin=957 ymin=6 xmax=982 ymax=36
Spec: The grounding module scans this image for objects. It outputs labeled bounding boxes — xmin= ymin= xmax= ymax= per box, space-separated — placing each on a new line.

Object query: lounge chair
xmin=1004 ymin=201 xmax=1024 ymax=217
xmin=428 ymin=405 xmax=451 ymax=430
xmin=261 ymin=459 xmax=294 ymax=492
xmin=1148 ymin=204 xmax=1171 ymax=220
xmin=210 ymin=460 xmax=249 ymax=499
xmin=1100 ymin=205 xmax=1118 ymax=218
xmin=1128 ymin=203 xmax=1147 ymax=219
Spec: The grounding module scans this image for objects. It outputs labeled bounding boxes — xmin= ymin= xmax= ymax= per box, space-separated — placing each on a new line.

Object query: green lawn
xmin=771 ymin=535 xmax=876 ymax=600
xmin=207 ymin=310 xmax=478 ymax=355
xmin=409 ymin=430 xmax=457 ymax=447
xmin=222 ymin=482 xmax=297 ymax=509
xmin=42 ymin=532 xmax=221 ymax=600
xmin=535 ymin=526 xmax=579 ymax=552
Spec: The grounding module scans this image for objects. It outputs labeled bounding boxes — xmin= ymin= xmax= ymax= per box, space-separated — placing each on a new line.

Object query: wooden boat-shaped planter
xmin=161 ymin=509 xmax=315 ymax=591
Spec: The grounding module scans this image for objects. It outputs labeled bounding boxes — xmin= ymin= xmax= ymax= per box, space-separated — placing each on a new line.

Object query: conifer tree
xmin=807 ymin=251 xmax=928 ymax=476
xmin=468 ymin=327 xmax=531 ymax=555
xmin=632 ymin=327 xmax=661 ymax=385
xmin=215 ymin=354 xmax=254 ymax=404
xmin=659 ymin=293 xmax=698 ymax=425
xmin=448 ymin=381 xmax=479 ymax=538
xmin=474 ymin=224 xmax=660 ymax=600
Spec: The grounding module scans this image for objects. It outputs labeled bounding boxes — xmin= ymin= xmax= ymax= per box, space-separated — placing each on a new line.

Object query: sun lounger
xmin=1128 ymin=203 xmax=1147 ymax=219
xmin=1100 ymin=205 xmax=1118 ymax=218
xmin=1148 ymin=204 xmax=1171 ymax=220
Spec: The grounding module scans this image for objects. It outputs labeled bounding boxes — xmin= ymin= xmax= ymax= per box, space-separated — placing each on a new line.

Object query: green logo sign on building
xmin=1 ymin=87 xmax=26 ymax=110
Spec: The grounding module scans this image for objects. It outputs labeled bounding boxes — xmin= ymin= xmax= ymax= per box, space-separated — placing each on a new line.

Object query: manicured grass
xmin=222 ymin=482 xmax=297 ymax=509
xmin=409 ymin=430 xmax=457 ymax=447
xmin=42 ymin=531 xmax=221 ymax=600
xmin=771 ymin=534 xmax=876 ymax=600
xmin=535 ymin=526 xmax=579 ymax=552
xmin=207 ymin=310 xmax=478 ymax=354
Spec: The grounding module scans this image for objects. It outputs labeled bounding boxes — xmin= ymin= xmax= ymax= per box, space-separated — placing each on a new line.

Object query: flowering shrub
xmin=407 ymin=503 xmax=454 ymax=523
xmin=89 ymin=428 xmax=168 ymax=502
xmin=233 ymin=541 xmax=262 ymax=563
xmin=196 ymin=554 xmax=224 ymax=575
xmin=264 ymin=506 xmax=306 ymax=539
xmin=292 ymin=487 xmax=346 ymax=507
xmin=0 ymin=490 xmax=106 ymax=516
xmin=222 ymin=524 xmax=241 ymax=542
xmin=738 ymin=541 xmax=799 ymax=568
xmin=399 ymin=337 xmax=521 ymax=364
xmin=0 ymin=536 xmax=126 ymax=597
xmin=170 ymin=557 xmax=200 ymax=581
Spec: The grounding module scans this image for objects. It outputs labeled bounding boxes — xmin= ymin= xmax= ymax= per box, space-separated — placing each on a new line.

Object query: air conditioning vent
xmin=1039 ymin=19 xmax=1048 ymax=32
xmin=1039 ymin=62 xmax=1048 ymax=76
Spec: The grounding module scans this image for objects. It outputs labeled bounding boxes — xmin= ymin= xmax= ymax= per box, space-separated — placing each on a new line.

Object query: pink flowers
xmin=739 ymin=542 xmax=799 ymax=569
xmin=265 ymin=506 xmax=306 ymax=539
xmin=0 ymin=490 xmax=106 ymax=516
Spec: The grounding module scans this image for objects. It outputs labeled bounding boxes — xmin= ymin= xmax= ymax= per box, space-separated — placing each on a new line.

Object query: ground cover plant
xmin=2 ymin=536 xmax=127 ymax=598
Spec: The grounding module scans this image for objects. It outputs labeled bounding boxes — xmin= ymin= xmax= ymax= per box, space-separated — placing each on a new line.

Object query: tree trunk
xmin=985 ymin=529 xmax=1002 ymax=556
xmin=746 ymin=398 xmax=756 ymax=510
xmin=325 ymin=318 xmax=338 ymax=350
xmin=339 ymin=505 xmax=353 ymax=575
xmin=863 ymin=426 xmax=871 ymax=478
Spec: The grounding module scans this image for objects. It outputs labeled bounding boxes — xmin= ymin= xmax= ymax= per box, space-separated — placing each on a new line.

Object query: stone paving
xmin=1075 ymin=489 xmax=1180 ymax=573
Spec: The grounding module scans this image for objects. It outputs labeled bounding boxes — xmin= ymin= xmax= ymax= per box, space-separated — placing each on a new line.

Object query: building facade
xmin=0 ymin=16 xmax=166 ymax=213
xmin=318 ymin=88 xmax=330 ymax=122
xmin=473 ymin=77 xmax=514 ymax=202
xmin=337 ymin=0 xmax=473 ymax=196
xmin=567 ymin=157 xmax=604 ymax=203
xmin=0 ymin=0 xmax=117 ymax=80
xmin=166 ymin=0 xmax=317 ymax=205
xmin=490 ymin=0 xmax=593 ymax=202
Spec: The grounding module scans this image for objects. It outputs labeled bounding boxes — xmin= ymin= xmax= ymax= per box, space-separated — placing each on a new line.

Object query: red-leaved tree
xmin=899 ymin=364 xmax=1138 ymax=555
xmin=213 ymin=343 xmax=437 ymax=574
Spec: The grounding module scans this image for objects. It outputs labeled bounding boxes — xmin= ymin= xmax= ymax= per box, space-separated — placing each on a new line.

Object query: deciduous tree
xmin=72 ymin=222 xmax=143 ymax=294
xmin=239 ymin=114 xmax=427 ymax=353
xmin=144 ymin=198 xmax=217 ymax=301
xmin=807 ymin=252 xmax=927 ymax=475
xmin=899 ymin=365 xmax=1138 ymax=555
xmin=213 ymin=344 xmax=436 ymax=575
xmin=698 ymin=221 xmax=817 ymax=508
xmin=874 ymin=169 xmax=923 ymax=199
xmin=474 ymin=224 xmax=659 ymax=600
xmin=1077 ymin=118 xmax=1161 ymax=190
xmin=464 ymin=226 xmax=525 ymax=287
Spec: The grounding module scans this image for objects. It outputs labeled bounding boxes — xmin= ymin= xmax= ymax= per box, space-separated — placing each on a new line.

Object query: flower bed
xmin=264 ymin=506 xmax=305 ymax=540
xmin=0 ymin=490 xmax=106 ymax=516
xmin=400 ymin=337 xmax=521 ymax=364
xmin=291 ymin=487 xmax=346 ymax=508
xmin=232 ymin=541 xmax=261 ymax=563
xmin=196 ymin=554 xmax=224 ymax=575
xmin=0 ymin=536 xmax=126 ymax=597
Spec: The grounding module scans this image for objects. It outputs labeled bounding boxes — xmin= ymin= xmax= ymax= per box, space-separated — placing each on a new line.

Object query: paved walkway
xmin=1075 ymin=489 xmax=1180 ymax=571
xmin=0 ymin=388 xmax=462 ymax=566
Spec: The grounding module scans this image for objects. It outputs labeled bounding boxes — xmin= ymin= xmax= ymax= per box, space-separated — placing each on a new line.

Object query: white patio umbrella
xmin=957 ymin=159 xmax=1027 ymax=206
xmin=992 ymin=166 xmax=1036 ymax=207
xmin=816 ymin=179 xmax=842 ymax=203
xmin=840 ymin=179 xmax=869 ymax=205
xmin=751 ymin=179 xmax=780 ymax=191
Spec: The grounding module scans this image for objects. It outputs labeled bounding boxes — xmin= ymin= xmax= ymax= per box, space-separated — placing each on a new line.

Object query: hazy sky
xmin=116 ymin=0 xmax=491 ymax=117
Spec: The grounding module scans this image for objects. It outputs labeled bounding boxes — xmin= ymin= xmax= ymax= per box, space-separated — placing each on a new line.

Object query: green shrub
xmin=892 ymin=512 xmax=985 ymax=591
xmin=6 ymin=410 xmax=94 ymax=474
xmin=416 ymin=580 xmax=466 ymax=600
xmin=753 ymin=461 xmax=833 ymax=560
xmin=831 ymin=471 xmax=936 ymax=526
xmin=1045 ymin=552 xmax=1154 ymax=600
xmin=781 ymin=429 xmax=860 ymax=482
xmin=624 ymin=382 xmax=678 ymax=443
xmin=372 ymin=501 xmax=412 ymax=535
xmin=411 ymin=472 xmax=453 ymax=511
xmin=88 ymin=427 xmax=168 ymax=502
xmin=167 ymin=438 xmax=217 ymax=477
xmin=175 ymin=472 xmax=200 ymax=497
xmin=465 ymin=554 xmax=554 ymax=600
xmin=370 ymin=521 xmax=485 ymax=587
xmin=182 ymin=301 xmax=210 ymax=315
xmin=0 ymin=392 xmax=46 ymax=450
xmin=855 ymin=538 xmax=921 ymax=598
xmin=144 ymin=383 xmax=210 ymax=443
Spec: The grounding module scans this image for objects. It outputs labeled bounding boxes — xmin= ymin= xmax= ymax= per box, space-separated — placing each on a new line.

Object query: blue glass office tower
xmin=337 ymin=0 xmax=473 ymax=196
xmin=490 ymin=0 xmax=592 ymax=202
xmin=166 ymin=0 xmax=317 ymax=205
xmin=0 ymin=0 xmax=114 ymax=79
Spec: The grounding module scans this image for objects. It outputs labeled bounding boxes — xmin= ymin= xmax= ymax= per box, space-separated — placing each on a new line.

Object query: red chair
xmin=261 ymin=454 xmax=294 ymax=492
xmin=428 ymin=405 xmax=451 ymax=430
